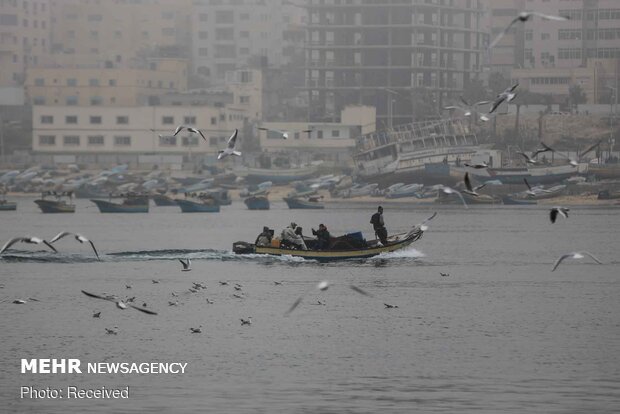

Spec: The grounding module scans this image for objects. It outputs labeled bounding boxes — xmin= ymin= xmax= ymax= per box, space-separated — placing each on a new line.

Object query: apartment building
xmin=0 ymin=0 xmax=51 ymax=104
xmin=304 ymin=0 xmax=487 ymax=126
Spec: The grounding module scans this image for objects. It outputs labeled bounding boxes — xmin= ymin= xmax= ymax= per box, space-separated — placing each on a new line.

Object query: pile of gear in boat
xmin=251 ymin=206 xmax=389 ymax=251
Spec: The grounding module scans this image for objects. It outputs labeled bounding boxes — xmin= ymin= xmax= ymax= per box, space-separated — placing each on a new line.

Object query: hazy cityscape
xmin=1 ymin=1 xmax=619 ymax=413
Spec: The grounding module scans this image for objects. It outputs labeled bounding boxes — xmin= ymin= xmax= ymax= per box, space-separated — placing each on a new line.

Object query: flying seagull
xmin=49 ymin=232 xmax=100 ymax=261
xmin=404 ymin=212 xmax=437 ymax=238
xmin=438 ymin=185 xmax=468 ymax=209
xmin=549 ymin=207 xmax=570 ymax=223
xmin=440 ymin=272 xmax=450 ymax=277
xmin=489 ymin=12 xmax=569 ymax=49
xmin=462 ymin=173 xmax=486 ymax=197
xmin=257 ymin=127 xmax=312 ymax=140
xmin=190 ymin=326 xmax=202 ymax=333
xmin=463 ymin=161 xmax=489 ymax=169
xmin=552 ymin=251 xmax=602 ymax=271
xmin=532 ymin=142 xmax=555 ymax=158
xmin=384 ymin=303 xmax=399 ymax=309
xmin=285 ymin=280 xmax=371 ymax=316
xmin=217 ymin=129 xmax=241 ymax=160
xmin=523 ymin=178 xmax=551 ymax=196
xmin=578 ymin=139 xmax=603 ymax=160
xmin=517 ymin=151 xmax=538 ymax=165
xmin=179 ymin=258 xmax=191 ymax=272
xmin=81 ymin=290 xmax=157 ymax=315
xmin=240 ymin=317 xmax=252 ymax=326
xmin=173 ymin=125 xmax=188 ymax=136
xmin=444 ymin=97 xmax=491 ymax=117
xmin=0 ymin=237 xmax=57 ymax=255
xmin=489 ymin=83 xmax=519 ymax=114
xmin=187 ymin=127 xmax=206 ymax=141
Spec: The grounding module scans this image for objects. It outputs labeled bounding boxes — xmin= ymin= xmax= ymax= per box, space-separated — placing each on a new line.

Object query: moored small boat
xmin=176 ymin=198 xmax=220 ymax=213
xmin=244 ymin=195 xmax=270 ymax=210
xmin=34 ymin=192 xmax=76 ymax=213
xmin=0 ymin=199 xmax=17 ymax=211
xmin=91 ymin=195 xmax=149 ymax=213
xmin=283 ymin=196 xmax=324 ymax=209
xmin=152 ymin=194 xmax=178 ymax=206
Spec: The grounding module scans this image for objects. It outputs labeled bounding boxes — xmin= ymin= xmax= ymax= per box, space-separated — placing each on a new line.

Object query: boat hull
xmin=470 ymin=164 xmax=586 ymax=185
xmin=0 ymin=202 xmax=17 ymax=211
xmin=244 ymin=196 xmax=270 ymax=210
xmin=91 ymin=199 xmax=149 ymax=213
xmin=34 ymin=199 xmax=75 ymax=213
xmin=233 ymin=229 xmax=424 ymax=262
xmin=283 ymin=197 xmax=324 ymax=209
xmin=241 ymin=166 xmax=317 ymax=185
xmin=152 ymin=195 xmax=178 ymax=206
xmin=176 ymin=199 xmax=220 ymax=213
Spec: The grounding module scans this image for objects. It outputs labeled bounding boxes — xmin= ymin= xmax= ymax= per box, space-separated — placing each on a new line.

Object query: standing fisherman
xmin=370 ymin=206 xmax=388 ymax=245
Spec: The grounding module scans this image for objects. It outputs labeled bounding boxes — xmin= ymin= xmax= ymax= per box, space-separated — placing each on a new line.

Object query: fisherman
xmin=281 ymin=222 xmax=308 ymax=250
xmin=370 ymin=206 xmax=388 ymax=245
xmin=312 ymin=223 xmax=331 ymax=250
xmin=255 ymin=226 xmax=273 ymax=247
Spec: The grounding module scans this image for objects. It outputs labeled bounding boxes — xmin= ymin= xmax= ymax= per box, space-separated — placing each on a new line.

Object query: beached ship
xmin=152 ymin=194 xmax=178 ymax=206
xmin=176 ymin=194 xmax=220 ymax=213
xmin=232 ymin=225 xmax=427 ymax=262
xmin=283 ymin=196 xmax=325 ymax=209
xmin=354 ymin=119 xmax=480 ymax=187
xmin=238 ymin=165 xmax=319 ymax=185
xmin=0 ymin=199 xmax=17 ymax=211
xmin=91 ymin=194 xmax=149 ymax=213
xmin=34 ymin=192 xmax=75 ymax=213
xmin=244 ymin=195 xmax=270 ymax=210
xmin=467 ymin=164 xmax=587 ymax=185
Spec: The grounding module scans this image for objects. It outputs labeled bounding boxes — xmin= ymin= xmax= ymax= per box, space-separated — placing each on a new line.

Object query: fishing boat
xmin=176 ymin=194 xmax=220 ymax=213
xmin=283 ymin=196 xmax=325 ymax=209
xmin=91 ymin=194 xmax=149 ymax=213
xmin=238 ymin=165 xmax=318 ymax=185
xmin=469 ymin=164 xmax=587 ymax=185
xmin=244 ymin=195 xmax=270 ymax=210
xmin=0 ymin=199 xmax=17 ymax=211
xmin=34 ymin=192 xmax=76 ymax=213
xmin=152 ymin=194 xmax=178 ymax=206
xmin=204 ymin=189 xmax=231 ymax=206
xmin=232 ymin=225 xmax=426 ymax=262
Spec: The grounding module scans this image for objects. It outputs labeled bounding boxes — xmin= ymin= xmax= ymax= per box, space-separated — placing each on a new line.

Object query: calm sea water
xmin=1 ymin=197 xmax=619 ymax=413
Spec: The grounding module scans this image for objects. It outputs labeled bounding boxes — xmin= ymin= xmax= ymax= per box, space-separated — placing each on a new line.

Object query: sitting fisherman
xmin=312 ymin=223 xmax=331 ymax=250
xmin=255 ymin=226 xmax=273 ymax=247
xmin=281 ymin=222 xmax=308 ymax=250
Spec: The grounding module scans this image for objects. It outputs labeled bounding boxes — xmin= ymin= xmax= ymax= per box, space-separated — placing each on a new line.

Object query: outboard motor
xmin=233 ymin=241 xmax=255 ymax=254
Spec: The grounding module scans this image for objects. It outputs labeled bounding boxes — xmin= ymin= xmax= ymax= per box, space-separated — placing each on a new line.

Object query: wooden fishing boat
xmin=244 ymin=195 xmax=270 ymax=210
xmin=34 ymin=192 xmax=75 ymax=213
xmin=176 ymin=197 xmax=220 ymax=213
xmin=283 ymin=196 xmax=324 ymax=209
xmin=232 ymin=226 xmax=426 ymax=262
xmin=152 ymin=194 xmax=178 ymax=206
xmin=0 ymin=199 xmax=17 ymax=211
xmin=91 ymin=195 xmax=149 ymax=213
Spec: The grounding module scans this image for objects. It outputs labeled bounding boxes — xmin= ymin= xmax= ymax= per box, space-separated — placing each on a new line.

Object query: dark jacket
xmin=312 ymin=228 xmax=330 ymax=242
xmin=370 ymin=212 xmax=385 ymax=231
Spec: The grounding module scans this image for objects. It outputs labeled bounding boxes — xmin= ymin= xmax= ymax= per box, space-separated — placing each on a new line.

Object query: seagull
xmin=531 ymin=142 xmax=555 ymax=158
xmin=240 ymin=317 xmax=252 ymax=326
xmin=205 ymin=298 xmax=214 ymax=304
xmin=125 ymin=284 xmax=132 ymax=289
xmin=217 ymin=129 xmax=241 ymax=160
xmin=257 ymin=127 xmax=312 ymax=140
xmin=443 ymin=98 xmax=491 ymax=117
xmin=285 ymin=280 xmax=371 ymax=316
xmin=489 ymin=12 xmax=569 ymax=49
xmin=579 ymin=139 xmax=603 ymax=160
xmin=462 ymin=173 xmax=486 ymax=197
xmin=93 ymin=311 xmax=101 ymax=318
xmin=384 ymin=303 xmax=399 ymax=309
xmin=179 ymin=258 xmax=191 ymax=272
xmin=12 ymin=299 xmax=26 ymax=304
xmin=404 ymin=211 xmax=438 ymax=238
xmin=234 ymin=285 xmax=242 ymax=291
xmin=105 ymin=328 xmax=118 ymax=335
xmin=463 ymin=161 xmax=489 ymax=169
xmin=233 ymin=293 xmax=244 ymax=299
xmin=152 ymin=279 xmax=159 ymax=284
xmin=552 ymin=251 xmax=602 ymax=271
xmin=274 ymin=281 xmax=283 ymax=285
xmin=549 ymin=207 xmax=570 ymax=223
xmin=438 ymin=185 xmax=468 ymax=209
xmin=186 ymin=127 xmax=206 ymax=141
xmin=440 ymin=272 xmax=450 ymax=277
xmin=523 ymin=178 xmax=551 ymax=196
xmin=190 ymin=327 xmax=202 ymax=333
xmin=172 ymin=125 xmax=190 ymax=136
xmin=489 ymin=83 xmax=519 ymax=114
xmin=81 ymin=290 xmax=157 ymax=315
xmin=219 ymin=281 xmax=229 ymax=286
xmin=0 ymin=236 xmax=57 ymax=255
xmin=49 ymin=232 xmax=100 ymax=261
xmin=517 ymin=151 xmax=538 ymax=165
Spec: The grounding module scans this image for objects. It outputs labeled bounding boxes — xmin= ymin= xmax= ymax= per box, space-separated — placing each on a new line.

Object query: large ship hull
xmin=244 ymin=196 xmax=270 ymax=210
xmin=283 ymin=197 xmax=324 ymax=209
xmin=176 ymin=199 xmax=220 ymax=213
xmin=468 ymin=164 xmax=586 ymax=185
xmin=239 ymin=166 xmax=318 ymax=185
xmin=90 ymin=199 xmax=149 ymax=213
xmin=34 ymin=200 xmax=75 ymax=213
xmin=0 ymin=201 xmax=17 ymax=211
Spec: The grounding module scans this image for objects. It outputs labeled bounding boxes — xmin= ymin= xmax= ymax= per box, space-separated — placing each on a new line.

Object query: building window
xmin=541 ymin=33 xmax=550 ymax=40
xmin=38 ymin=135 xmax=55 ymax=146
xmin=40 ymin=115 xmax=53 ymax=124
xmin=162 ymin=116 xmax=174 ymax=125
xmin=66 ymin=96 xmax=78 ymax=105
xmin=240 ymin=96 xmax=250 ymax=104
xmin=63 ymin=135 xmax=80 ymax=146
xmin=67 ymin=78 xmax=77 ymax=86
xmin=199 ymin=47 xmax=208 ymax=56
xmin=109 ymin=79 xmax=117 ymax=86
xmin=33 ymin=96 xmax=46 ymax=105
xmin=199 ymin=31 xmax=208 ymax=39
xmin=88 ymin=14 xmax=102 ymax=22
xmin=116 ymin=116 xmax=129 ymax=124
xmin=88 ymin=135 xmax=104 ymax=145
xmin=34 ymin=78 xmax=44 ymax=86
xmin=199 ymin=13 xmax=208 ymax=22
xmin=90 ymin=96 xmax=103 ymax=105
xmin=240 ymin=47 xmax=249 ymax=55
xmin=240 ymin=13 xmax=249 ymax=20
xmin=182 ymin=136 xmax=199 ymax=146
xmin=317 ymin=130 xmax=323 ymax=139
xmin=88 ymin=116 xmax=101 ymax=124
xmin=184 ymin=116 xmax=196 ymax=125
xmin=114 ymin=136 xmax=131 ymax=146
xmin=162 ymin=27 xmax=175 ymax=36
xmin=65 ymin=115 xmax=78 ymax=124
xmin=211 ymin=117 xmax=216 ymax=125
xmin=159 ymin=136 xmax=177 ymax=146
xmin=558 ymin=48 xmax=582 ymax=59
xmin=215 ymin=10 xmax=233 ymax=23
xmin=89 ymin=78 xmax=99 ymax=86
xmin=331 ymin=130 xmax=340 ymax=138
